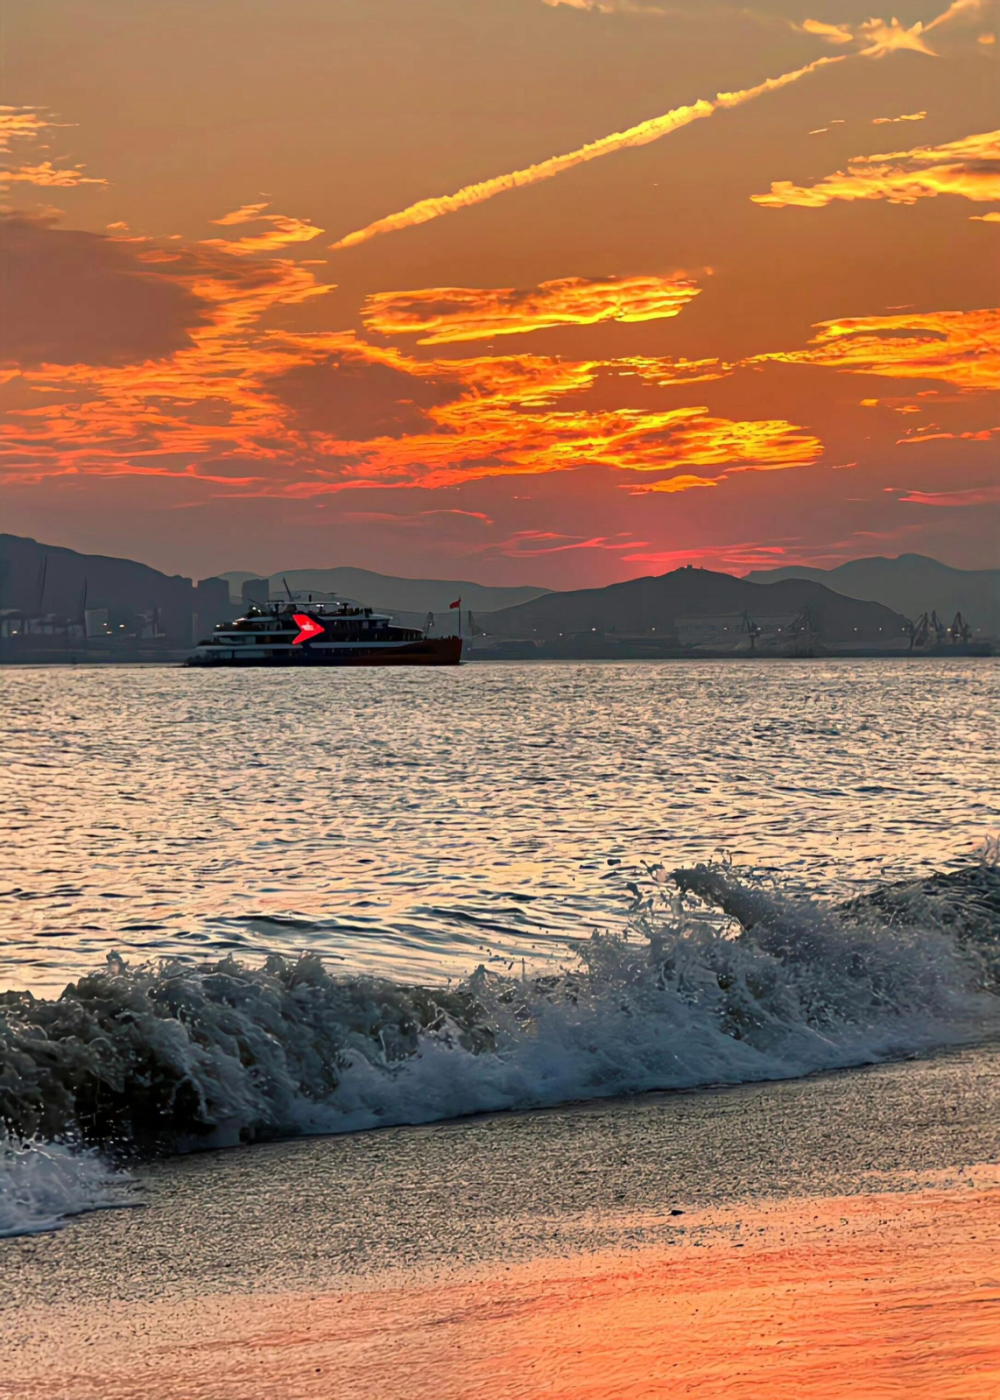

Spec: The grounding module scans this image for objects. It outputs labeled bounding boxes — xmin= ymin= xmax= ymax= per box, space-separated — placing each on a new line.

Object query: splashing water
xmin=1 ymin=863 xmax=997 ymax=1241
xmin=0 ymin=1130 xmax=128 ymax=1239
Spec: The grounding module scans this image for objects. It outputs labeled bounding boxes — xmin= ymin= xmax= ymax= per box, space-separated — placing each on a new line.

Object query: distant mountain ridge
xmin=745 ymin=555 xmax=1000 ymax=637
xmin=219 ymin=567 xmax=550 ymax=614
xmin=3 ymin=534 xmax=988 ymax=655
xmin=486 ymin=566 xmax=908 ymax=644
xmin=0 ymin=533 xmax=227 ymax=642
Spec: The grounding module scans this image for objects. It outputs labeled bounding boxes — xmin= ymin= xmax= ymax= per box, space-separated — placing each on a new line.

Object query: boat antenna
xmin=282 ymin=576 xmax=294 ymax=602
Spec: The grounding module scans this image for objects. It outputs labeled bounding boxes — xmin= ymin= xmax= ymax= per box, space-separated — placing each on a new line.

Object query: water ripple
xmin=1 ymin=658 xmax=997 ymax=992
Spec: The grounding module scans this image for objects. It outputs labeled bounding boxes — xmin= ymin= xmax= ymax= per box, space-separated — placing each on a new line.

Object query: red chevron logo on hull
xmin=292 ymin=614 xmax=326 ymax=645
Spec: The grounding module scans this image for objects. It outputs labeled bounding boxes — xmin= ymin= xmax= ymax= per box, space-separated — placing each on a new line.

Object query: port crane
xmin=739 ymin=610 xmax=761 ymax=652
xmin=909 ymin=610 xmax=976 ymax=650
xmin=783 ymin=608 xmax=820 ymax=657
xmin=909 ymin=611 xmax=948 ymax=650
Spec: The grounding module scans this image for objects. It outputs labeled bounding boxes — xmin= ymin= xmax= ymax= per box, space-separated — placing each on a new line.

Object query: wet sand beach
xmin=5 ymin=1044 xmax=998 ymax=1400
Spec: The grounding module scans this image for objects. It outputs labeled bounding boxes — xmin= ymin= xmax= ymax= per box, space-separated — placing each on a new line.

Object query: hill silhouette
xmin=486 ymin=567 xmax=908 ymax=645
xmin=220 ymin=567 xmax=549 ymax=614
xmin=0 ymin=534 xmax=226 ymax=642
xmin=745 ymin=555 xmax=999 ymax=637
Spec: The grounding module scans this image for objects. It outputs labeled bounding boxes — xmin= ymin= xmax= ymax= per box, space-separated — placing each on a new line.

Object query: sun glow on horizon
xmin=0 ymin=0 xmax=996 ymax=582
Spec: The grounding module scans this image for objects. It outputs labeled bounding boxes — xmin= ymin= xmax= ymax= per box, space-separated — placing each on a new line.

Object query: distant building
xmin=193 ymin=576 xmax=232 ymax=638
xmin=0 ymin=609 xmax=22 ymax=638
xmin=84 ymin=608 xmax=109 ymax=638
xmin=196 ymin=577 xmax=230 ymax=616
xmin=241 ymin=578 xmax=270 ymax=607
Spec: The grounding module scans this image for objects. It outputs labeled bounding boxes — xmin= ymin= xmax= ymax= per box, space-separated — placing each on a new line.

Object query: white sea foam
xmin=0 ymin=864 xmax=996 ymax=1238
xmin=0 ymin=1130 xmax=128 ymax=1239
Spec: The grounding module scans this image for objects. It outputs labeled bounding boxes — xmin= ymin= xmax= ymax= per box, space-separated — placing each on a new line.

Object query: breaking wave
xmin=0 ymin=1130 xmax=127 ymax=1239
xmin=1 ymin=862 xmax=998 ymax=1237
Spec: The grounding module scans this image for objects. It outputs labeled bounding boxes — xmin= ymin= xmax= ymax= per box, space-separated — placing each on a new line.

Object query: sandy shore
xmin=5 ymin=1045 xmax=999 ymax=1399
xmin=7 ymin=1175 xmax=999 ymax=1399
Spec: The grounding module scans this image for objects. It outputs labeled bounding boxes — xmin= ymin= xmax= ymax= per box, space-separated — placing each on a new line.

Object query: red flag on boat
xmin=292 ymin=613 xmax=325 ymax=645
xmin=449 ymin=597 xmax=461 ymax=609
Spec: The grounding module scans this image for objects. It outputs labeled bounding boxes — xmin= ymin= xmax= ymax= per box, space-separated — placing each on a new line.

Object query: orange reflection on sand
xmin=8 ymin=1179 xmax=998 ymax=1399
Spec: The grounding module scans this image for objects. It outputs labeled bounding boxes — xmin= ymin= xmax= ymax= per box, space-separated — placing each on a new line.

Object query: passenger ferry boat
xmin=188 ymin=598 xmax=462 ymax=666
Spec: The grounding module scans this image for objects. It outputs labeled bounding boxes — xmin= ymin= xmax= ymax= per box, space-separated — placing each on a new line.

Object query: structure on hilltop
xmin=481 ymin=566 xmax=910 ymax=655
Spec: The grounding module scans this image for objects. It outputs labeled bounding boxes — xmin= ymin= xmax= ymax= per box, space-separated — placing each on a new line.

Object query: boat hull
xmin=188 ymin=636 xmax=463 ymax=667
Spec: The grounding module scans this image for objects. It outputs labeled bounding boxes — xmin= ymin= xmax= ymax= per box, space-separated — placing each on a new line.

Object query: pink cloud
xmin=488 ymin=530 xmax=648 ymax=556
xmin=899 ymin=484 xmax=1000 ymax=505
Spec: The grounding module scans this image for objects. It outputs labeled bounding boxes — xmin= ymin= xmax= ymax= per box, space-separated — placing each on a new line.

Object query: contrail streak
xmin=924 ymin=0 xmax=992 ymax=31
xmin=330 ymin=55 xmax=845 ymax=251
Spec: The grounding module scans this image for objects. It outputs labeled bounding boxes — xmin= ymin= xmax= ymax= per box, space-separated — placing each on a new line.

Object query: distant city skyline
xmin=2 ymin=0 xmax=998 ymax=585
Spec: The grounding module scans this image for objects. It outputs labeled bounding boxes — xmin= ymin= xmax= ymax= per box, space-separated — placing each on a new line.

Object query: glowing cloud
xmin=1 ymin=160 xmax=106 ymax=189
xmin=795 ymin=16 xmax=932 ymax=56
xmin=1 ymin=105 xmax=106 ymax=191
xmin=871 ymin=112 xmax=927 ymax=124
xmin=797 ymin=0 xmax=991 ymax=57
xmin=212 ymin=203 xmax=271 ymax=225
xmin=3 ymin=6 xmax=996 ymax=579
xmin=488 ymin=531 xmax=650 ymax=557
xmin=206 ymin=203 xmax=324 ymax=255
xmin=756 ymin=308 xmax=1000 ymax=392
xmin=627 ymin=473 xmax=720 ymax=493
xmin=330 ymin=55 xmax=844 ymax=250
xmin=0 ymin=213 xmax=334 ymax=480
xmin=899 ymin=484 xmax=1000 ymax=505
xmin=752 ymin=130 xmax=1000 ymax=209
xmin=795 ymin=20 xmax=854 ymax=45
xmin=621 ymin=542 xmax=798 ymax=571
xmin=854 ymin=18 xmax=939 ymax=58
xmin=0 ymin=206 xmax=819 ymax=500
xmin=603 ymin=409 xmax=822 ymax=475
xmin=282 ymin=397 xmax=822 ymax=493
xmin=541 ymin=0 xmax=667 ymax=12
xmin=0 ymin=106 xmax=55 ymax=152
xmin=897 ymin=424 xmax=1000 ymax=444
xmin=362 ymin=275 xmax=701 ymax=344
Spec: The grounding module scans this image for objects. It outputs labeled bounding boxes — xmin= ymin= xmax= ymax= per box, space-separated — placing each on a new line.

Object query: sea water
xmin=1 ymin=658 xmax=997 ymax=1235
xmin=3 ymin=658 xmax=997 ymax=988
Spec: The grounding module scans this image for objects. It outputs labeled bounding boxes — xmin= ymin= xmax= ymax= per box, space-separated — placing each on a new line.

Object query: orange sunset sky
xmin=2 ymin=0 xmax=998 ymax=585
